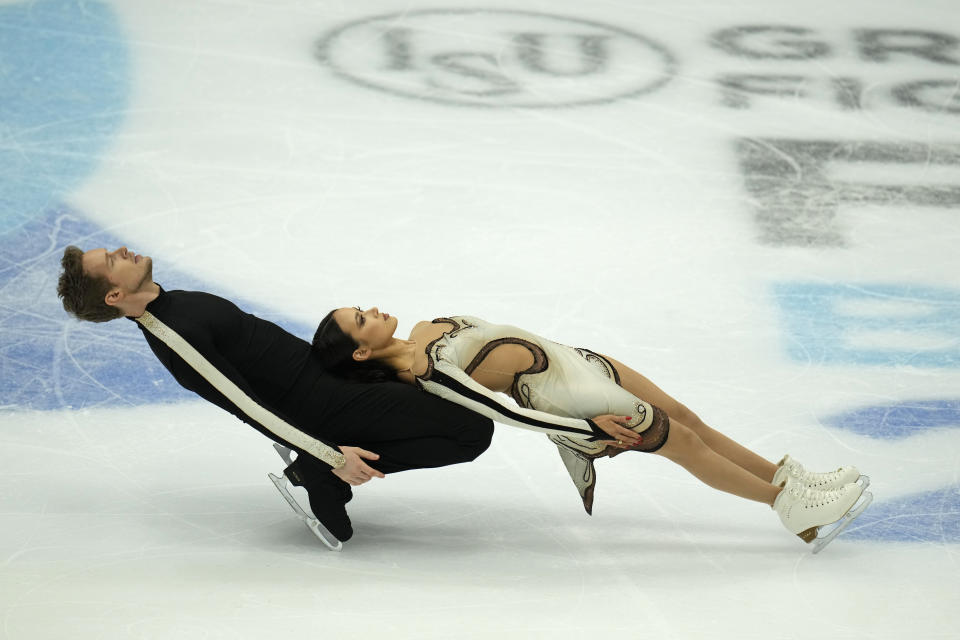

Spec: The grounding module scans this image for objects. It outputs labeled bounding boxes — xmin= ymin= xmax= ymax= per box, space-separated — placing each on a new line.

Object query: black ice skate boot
xmin=269 ymin=445 xmax=353 ymax=550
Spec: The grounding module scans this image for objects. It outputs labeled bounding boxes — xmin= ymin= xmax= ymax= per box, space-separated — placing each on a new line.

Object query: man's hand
xmin=332 ymin=446 xmax=386 ymax=486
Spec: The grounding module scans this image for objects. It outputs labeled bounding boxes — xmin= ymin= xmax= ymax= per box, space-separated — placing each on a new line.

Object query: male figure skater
xmin=56 ymin=245 xmax=493 ymax=549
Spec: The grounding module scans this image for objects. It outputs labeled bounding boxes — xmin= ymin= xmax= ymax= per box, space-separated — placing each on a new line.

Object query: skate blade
xmin=856 ymin=475 xmax=870 ymax=491
xmin=268 ymin=473 xmax=343 ymax=552
xmin=811 ymin=490 xmax=873 ymax=555
xmin=273 ymin=443 xmax=296 ymax=466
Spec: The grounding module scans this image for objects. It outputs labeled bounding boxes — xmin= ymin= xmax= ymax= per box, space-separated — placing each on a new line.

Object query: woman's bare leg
xmin=602 ymin=355 xmax=779 ymax=483
xmin=656 ymin=420 xmax=781 ymax=505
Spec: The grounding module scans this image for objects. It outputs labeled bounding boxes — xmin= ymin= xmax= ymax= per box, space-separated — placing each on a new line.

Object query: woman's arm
xmin=419 ymin=357 xmax=611 ymax=441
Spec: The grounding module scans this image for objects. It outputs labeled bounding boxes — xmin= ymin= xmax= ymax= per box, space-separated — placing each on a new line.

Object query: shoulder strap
xmin=136 ymin=311 xmax=345 ymax=469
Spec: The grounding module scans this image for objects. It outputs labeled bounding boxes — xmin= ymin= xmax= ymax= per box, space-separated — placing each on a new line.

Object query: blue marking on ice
xmin=0 ymin=0 xmax=128 ymax=234
xmin=773 ymin=282 xmax=960 ymax=368
xmin=824 ymin=399 xmax=960 ymax=439
xmin=843 ymin=485 xmax=960 ymax=543
xmin=1 ymin=209 xmax=316 ymax=411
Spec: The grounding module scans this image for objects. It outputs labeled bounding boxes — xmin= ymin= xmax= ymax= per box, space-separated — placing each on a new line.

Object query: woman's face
xmin=333 ymin=306 xmax=399 ymax=355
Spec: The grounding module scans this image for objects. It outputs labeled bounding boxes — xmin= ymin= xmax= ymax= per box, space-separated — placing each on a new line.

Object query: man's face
xmin=81 ymin=246 xmax=153 ymax=298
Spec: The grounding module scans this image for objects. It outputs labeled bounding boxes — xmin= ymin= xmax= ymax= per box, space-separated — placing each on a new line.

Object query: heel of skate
xmin=774 ymin=480 xmax=873 ymax=553
xmin=797 ymin=527 xmax=818 ymax=543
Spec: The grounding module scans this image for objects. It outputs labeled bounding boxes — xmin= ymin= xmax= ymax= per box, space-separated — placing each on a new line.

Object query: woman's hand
xmin=591 ymin=414 xmax=642 ymax=448
xmin=332 ymin=446 xmax=386 ymax=485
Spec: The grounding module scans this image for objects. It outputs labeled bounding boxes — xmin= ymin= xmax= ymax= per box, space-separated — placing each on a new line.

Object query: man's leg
xmin=321 ymin=381 xmax=494 ymax=474
xmin=280 ymin=381 xmax=492 ymax=543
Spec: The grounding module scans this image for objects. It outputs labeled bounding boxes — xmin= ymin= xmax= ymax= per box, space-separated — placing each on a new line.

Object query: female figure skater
xmin=312 ymin=307 xmax=872 ymax=552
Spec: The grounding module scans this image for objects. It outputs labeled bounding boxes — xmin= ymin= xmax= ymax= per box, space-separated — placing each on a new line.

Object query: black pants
xmin=295 ymin=380 xmax=493 ymax=475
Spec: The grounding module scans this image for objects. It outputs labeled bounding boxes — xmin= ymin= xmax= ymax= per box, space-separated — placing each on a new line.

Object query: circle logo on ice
xmin=316 ymin=9 xmax=677 ymax=108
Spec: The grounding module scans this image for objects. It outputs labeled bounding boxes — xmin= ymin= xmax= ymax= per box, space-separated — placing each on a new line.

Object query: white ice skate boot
xmin=772 ymin=454 xmax=868 ymax=491
xmin=773 ymin=478 xmax=873 ymax=553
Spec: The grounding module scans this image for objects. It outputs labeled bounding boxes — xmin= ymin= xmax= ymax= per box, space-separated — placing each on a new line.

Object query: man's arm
xmin=136 ymin=311 xmax=347 ymax=469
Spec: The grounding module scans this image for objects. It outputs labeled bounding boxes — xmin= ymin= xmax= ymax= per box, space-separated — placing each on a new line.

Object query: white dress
xmin=415 ymin=316 xmax=671 ymax=514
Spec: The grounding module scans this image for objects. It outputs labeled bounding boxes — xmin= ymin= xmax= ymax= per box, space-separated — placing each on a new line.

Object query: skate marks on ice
xmin=736 ymin=139 xmax=960 ymax=248
xmin=0 ymin=0 xmax=129 ymax=235
xmin=769 ymin=282 xmax=960 ymax=545
xmin=0 ymin=0 xmax=140 ymax=410
xmin=825 ymin=399 xmax=960 ymax=440
xmin=840 ymin=485 xmax=960 ymax=544
xmin=773 ymin=282 xmax=960 ymax=368
xmin=820 ymin=401 xmax=960 ymax=543
xmin=0 ymin=0 xmax=131 ymax=409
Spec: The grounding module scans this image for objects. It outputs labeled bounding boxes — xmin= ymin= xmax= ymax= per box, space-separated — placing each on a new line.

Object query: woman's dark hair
xmin=311 ymin=309 xmax=398 ymax=383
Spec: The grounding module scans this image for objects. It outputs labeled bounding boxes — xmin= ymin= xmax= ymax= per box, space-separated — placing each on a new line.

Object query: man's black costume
xmin=130 ymin=287 xmax=493 ymax=539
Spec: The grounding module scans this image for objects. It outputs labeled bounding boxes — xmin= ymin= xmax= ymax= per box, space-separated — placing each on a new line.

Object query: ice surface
xmin=2 ymin=0 xmax=959 ymax=638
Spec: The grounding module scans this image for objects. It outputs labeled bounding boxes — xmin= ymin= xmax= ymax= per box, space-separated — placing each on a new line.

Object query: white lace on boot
xmin=772 ymin=454 xmax=863 ymax=491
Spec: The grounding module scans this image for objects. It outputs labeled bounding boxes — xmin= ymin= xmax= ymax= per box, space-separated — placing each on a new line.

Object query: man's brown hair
xmin=57 ymin=246 xmax=122 ymax=323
